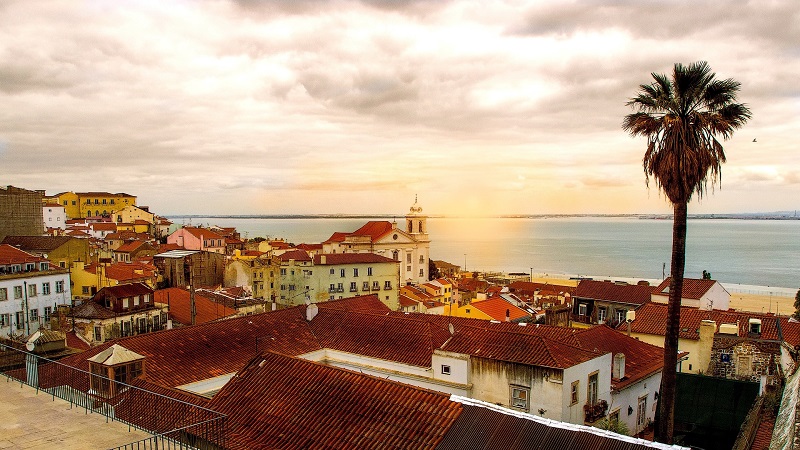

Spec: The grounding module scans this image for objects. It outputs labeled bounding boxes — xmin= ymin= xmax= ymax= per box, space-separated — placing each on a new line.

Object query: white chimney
xmin=613 ymin=353 xmax=626 ymax=380
xmin=320 ymin=255 xmax=326 ymax=265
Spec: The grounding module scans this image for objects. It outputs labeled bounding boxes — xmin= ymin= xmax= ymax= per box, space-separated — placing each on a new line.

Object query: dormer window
xmin=25 ymin=263 xmax=35 ymax=271
xmin=749 ymin=318 xmax=761 ymax=334
xmin=87 ymin=344 xmax=146 ymax=397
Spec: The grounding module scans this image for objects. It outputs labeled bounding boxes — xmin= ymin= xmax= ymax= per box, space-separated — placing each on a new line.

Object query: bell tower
xmin=406 ymin=195 xmax=427 ymax=238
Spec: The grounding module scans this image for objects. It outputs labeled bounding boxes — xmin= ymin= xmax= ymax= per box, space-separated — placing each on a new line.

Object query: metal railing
xmin=0 ymin=343 xmax=226 ymax=449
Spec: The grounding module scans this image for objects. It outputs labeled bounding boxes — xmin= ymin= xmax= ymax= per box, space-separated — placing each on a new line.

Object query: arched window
xmin=392 ymin=250 xmax=399 ymax=261
xmin=419 ymin=221 xmax=423 ymax=233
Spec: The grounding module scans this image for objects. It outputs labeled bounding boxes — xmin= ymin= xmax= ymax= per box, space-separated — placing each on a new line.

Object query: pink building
xmin=166 ymin=227 xmax=226 ymax=254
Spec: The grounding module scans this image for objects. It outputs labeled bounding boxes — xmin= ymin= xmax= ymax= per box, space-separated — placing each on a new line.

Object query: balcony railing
xmin=0 ymin=343 xmax=226 ymax=450
xmin=584 ymin=399 xmax=608 ymax=423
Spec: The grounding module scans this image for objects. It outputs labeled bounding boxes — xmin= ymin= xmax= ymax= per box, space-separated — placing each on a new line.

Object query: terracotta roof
xmin=0 ymin=244 xmax=47 ymax=265
xmin=65 ymin=330 xmax=91 ymax=351
xmin=652 ymin=277 xmax=721 ymax=299
xmin=458 ymin=278 xmax=491 ymax=293
xmin=278 ymin=249 xmax=312 ymax=262
xmin=316 ymin=294 xmax=390 ymax=313
xmin=323 ymin=231 xmax=348 ymax=243
xmin=400 ymin=294 xmax=421 ymax=308
xmin=240 ymin=250 xmax=263 ymax=256
xmin=156 ymin=243 xmax=184 ymax=252
xmin=209 ymin=352 xmax=462 ymax=450
xmin=349 ymin=220 xmax=394 ymax=241
xmin=65 ymin=230 xmax=91 ymax=237
xmin=133 ymin=219 xmax=151 ymax=225
xmin=308 ymin=308 xmax=451 ymax=367
xmin=104 ymin=261 xmax=158 ymax=282
xmin=180 ymin=227 xmax=225 ymax=241
xmin=73 ymin=301 xmax=117 ymax=319
xmin=470 ymin=298 xmax=531 ymax=322
xmin=295 ymin=243 xmax=323 ymax=251
xmin=574 ymin=280 xmax=654 ymax=306
xmin=106 ymin=231 xmax=151 ymax=241
xmin=154 ymin=288 xmax=237 ymax=325
xmin=625 ymin=302 xmax=800 ymax=346
xmin=55 ymin=306 xmax=322 ymax=388
xmin=313 ymin=253 xmax=396 ymax=265
xmin=1 ymin=235 xmax=75 ymax=252
xmin=90 ymin=222 xmax=117 ymax=232
xmin=92 ymin=282 xmax=153 ymax=300
xmin=268 ymin=240 xmax=293 ymax=249
xmin=508 ymin=281 xmax=576 ymax=296
xmin=441 ymin=326 xmax=602 ymax=369
xmin=574 ymin=325 xmax=667 ymax=390
xmin=115 ymin=240 xmax=148 ymax=253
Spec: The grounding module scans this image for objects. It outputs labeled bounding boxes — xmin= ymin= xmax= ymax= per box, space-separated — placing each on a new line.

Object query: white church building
xmin=322 ymin=199 xmax=431 ymax=285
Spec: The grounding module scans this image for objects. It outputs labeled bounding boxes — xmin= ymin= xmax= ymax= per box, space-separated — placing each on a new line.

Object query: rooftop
xmin=574 ymin=280 xmax=654 ymax=306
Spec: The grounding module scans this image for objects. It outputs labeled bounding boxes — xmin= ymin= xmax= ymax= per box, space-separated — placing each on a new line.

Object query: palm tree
xmin=622 ymin=61 xmax=750 ymax=444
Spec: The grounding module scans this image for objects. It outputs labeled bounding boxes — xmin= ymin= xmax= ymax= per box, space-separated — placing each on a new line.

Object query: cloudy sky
xmin=1 ymin=0 xmax=798 ymax=216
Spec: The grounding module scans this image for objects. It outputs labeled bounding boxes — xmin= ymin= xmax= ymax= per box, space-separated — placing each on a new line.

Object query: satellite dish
xmin=306 ymin=303 xmax=319 ymax=321
xmin=25 ymin=342 xmax=35 ymax=352
xmin=448 ymin=323 xmax=455 ymax=335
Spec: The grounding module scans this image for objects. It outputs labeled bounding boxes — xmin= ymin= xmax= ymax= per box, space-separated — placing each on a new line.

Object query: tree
xmin=793 ymin=289 xmax=800 ymax=321
xmin=623 ymin=61 xmax=750 ymax=443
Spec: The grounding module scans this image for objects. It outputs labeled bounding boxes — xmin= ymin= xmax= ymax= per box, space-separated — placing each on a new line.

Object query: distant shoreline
xmin=165 ymin=213 xmax=800 ymax=220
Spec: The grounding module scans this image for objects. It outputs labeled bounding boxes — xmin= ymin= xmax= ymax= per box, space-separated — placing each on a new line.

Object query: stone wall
xmin=708 ymin=337 xmax=780 ymax=385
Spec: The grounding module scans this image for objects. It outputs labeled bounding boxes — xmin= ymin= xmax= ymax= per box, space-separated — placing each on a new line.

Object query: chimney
xmin=613 ymin=353 xmax=626 ymax=380
xmin=505 ymin=309 xmax=510 ymax=322
xmin=320 ymin=255 xmax=326 ymax=265
xmin=697 ymin=320 xmax=716 ymax=374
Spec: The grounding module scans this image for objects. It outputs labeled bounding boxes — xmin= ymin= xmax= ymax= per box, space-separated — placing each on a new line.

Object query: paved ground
xmin=0 ymin=377 xmax=151 ymax=449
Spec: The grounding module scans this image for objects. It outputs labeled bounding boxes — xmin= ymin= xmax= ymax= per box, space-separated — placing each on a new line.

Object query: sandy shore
xmin=531 ymin=277 xmax=796 ymax=315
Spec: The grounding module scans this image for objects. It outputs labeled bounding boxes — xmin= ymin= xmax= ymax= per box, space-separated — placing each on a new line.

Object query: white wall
xmin=561 ymin=353 xmax=612 ymax=424
xmin=0 ymin=272 xmax=71 ymax=338
xmin=43 ymin=205 xmax=67 ymax=230
xmin=701 ymin=282 xmax=730 ymax=311
xmin=610 ymin=372 xmax=661 ymax=435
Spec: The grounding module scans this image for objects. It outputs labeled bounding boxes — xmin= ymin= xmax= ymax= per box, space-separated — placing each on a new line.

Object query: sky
xmin=1 ymin=0 xmax=798 ymax=217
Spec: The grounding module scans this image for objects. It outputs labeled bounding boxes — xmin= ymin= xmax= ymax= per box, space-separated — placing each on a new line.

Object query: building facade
xmin=0 ymin=244 xmax=71 ymax=338
xmin=0 ymin=186 xmax=44 ymax=241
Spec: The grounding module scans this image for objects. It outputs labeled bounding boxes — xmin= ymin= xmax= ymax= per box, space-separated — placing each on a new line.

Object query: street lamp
xmin=464 ymin=254 xmax=467 ymax=272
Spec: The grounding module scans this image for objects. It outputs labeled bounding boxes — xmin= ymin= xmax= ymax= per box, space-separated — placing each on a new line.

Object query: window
xmin=94 ymin=326 xmax=102 ymax=341
xmin=406 ymin=265 xmax=411 ymax=272
xmin=0 ymin=288 xmax=7 ymax=301
xmin=372 ymin=281 xmax=380 ymax=290
xmin=44 ymin=307 xmax=52 ymax=321
xmin=353 ymin=268 xmax=359 ymax=277
xmin=737 ymin=355 xmax=753 ymax=376
xmin=406 ymin=253 xmax=411 ymax=263
xmin=419 ymin=255 xmax=425 ymax=263
xmin=367 ymin=267 xmax=373 ymax=276
xmin=329 ymin=284 xmax=336 ymax=292
xmin=55 ymin=281 xmax=64 ymax=293
xmin=384 ymin=281 xmax=392 ymax=290
xmin=570 ymin=380 xmax=579 ymax=405
xmin=340 ymin=269 xmax=345 ymax=277
xmin=280 ymin=268 xmax=287 ymax=276
xmin=609 ymin=409 xmax=620 ymax=424
xmin=29 ymin=309 xmax=38 ymax=321
xmin=349 ymin=282 xmax=357 ymax=292
xmin=0 ymin=314 xmax=9 ymax=327
xmin=28 ymin=284 xmax=37 ymax=297
xmin=615 ymin=309 xmax=628 ymax=324
xmin=133 ymin=295 xmax=140 ymax=306
xmin=441 ymin=365 xmax=451 ymax=375
xmin=42 ymin=282 xmax=51 ymax=295
xmin=110 ymin=199 xmax=115 ymax=204
xmin=636 ymin=395 xmax=647 ymax=430
xmin=337 ymin=283 xmax=343 ymax=292
xmin=330 ymin=268 xmax=335 ymax=275
xmin=123 ymin=298 xmax=130 ymax=309
xmin=15 ymin=312 xmax=24 ymax=330
xmin=577 ymin=303 xmax=587 ymax=316
xmin=289 ymin=284 xmax=296 ymax=291
xmin=419 ymin=269 xmax=424 ymax=277
xmin=280 ymin=284 xmax=286 ymax=291
xmin=94 ymin=199 xmax=98 ymax=204
xmin=25 ymin=263 xmax=35 ymax=271
xmin=511 ymin=386 xmax=529 ymax=410
xmin=59 ymin=261 xmax=66 ymax=268
xmin=597 ymin=307 xmax=607 ymax=323
xmin=588 ymin=372 xmax=599 ymax=406
xmin=138 ymin=318 xmax=147 ymax=334
xmin=363 ymin=281 xmax=370 ymax=291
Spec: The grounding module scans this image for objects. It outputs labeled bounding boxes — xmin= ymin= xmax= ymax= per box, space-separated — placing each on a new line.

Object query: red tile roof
xmin=1 ymin=235 xmax=76 ymax=252
xmin=73 ymin=301 xmax=117 ymax=320
xmin=574 ymin=325 xmax=666 ymax=390
xmin=104 ymin=261 xmax=158 ymax=282
xmin=624 ymin=302 xmax=800 ymax=346
xmin=323 ymin=231 xmax=348 ymax=243
xmin=0 ymin=244 xmax=46 ymax=265
xmin=295 ymin=243 xmax=323 ymax=251
xmin=65 ymin=330 xmax=90 ymax=351
xmin=400 ymin=294 xmax=421 ymax=308
xmin=313 ymin=253 xmax=396 ymax=265
xmin=181 ymin=226 xmax=225 ymax=241
xmin=209 ymin=352 xmax=462 ymax=450
xmin=90 ymin=222 xmax=117 ymax=232
xmin=575 ymin=280 xmax=654 ymax=306
xmin=316 ymin=294 xmax=390 ymax=313
xmin=349 ymin=220 xmax=394 ymax=241
xmin=652 ymin=277 xmax=721 ymax=299
xmin=92 ymin=282 xmax=153 ymax=300
xmin=278 ymin=249 xmax=312 ymax=262
xmin=154 ymin=288 xmax=237 ymax=325
xmin=470 ymin=297 xmax=530 ymax=322
xmin=115 ymin=240 xmax=150 ymax=253
xmin=508 ymin=281 xmax=576 ymax=296
xmin=441 ymin=326 xmax=602 ymax=369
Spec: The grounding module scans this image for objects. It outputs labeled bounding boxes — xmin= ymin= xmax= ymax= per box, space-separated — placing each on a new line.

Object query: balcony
xmin=584 ymin=399 xmax=608 ymax=423
xmin=571 ymin=313 xmax=593 ymax=325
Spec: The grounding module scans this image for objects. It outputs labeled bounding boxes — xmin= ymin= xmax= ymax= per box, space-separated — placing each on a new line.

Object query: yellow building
xmin=71 ymin=261 xmax=160 ymax=299
xmin=46 ymin=191 xmax=136 ymax=219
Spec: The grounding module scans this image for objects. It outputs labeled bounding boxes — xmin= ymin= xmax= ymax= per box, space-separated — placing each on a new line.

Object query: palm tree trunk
xmin=656 ymin=201 xmax=687 ymax=444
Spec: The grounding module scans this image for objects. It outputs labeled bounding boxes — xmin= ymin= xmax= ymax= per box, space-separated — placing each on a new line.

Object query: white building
xmin=322 ymin=198 xmax=430 ymax=285
xmin=42 ymin=203 xmax=67 ymax=230
xmin=651 ymin=277 xmax=730 ymax=311
xmin=278 ymin=250 xmax=400 ymax=310
xmin=0 ymin=244 xmax=71 ymax=338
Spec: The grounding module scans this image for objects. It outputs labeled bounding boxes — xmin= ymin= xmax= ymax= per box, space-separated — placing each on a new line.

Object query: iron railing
xmin=0 ymin=343 xmax=226 ymax=449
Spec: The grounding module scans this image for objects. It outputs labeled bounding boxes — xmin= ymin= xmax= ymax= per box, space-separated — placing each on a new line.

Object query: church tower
xmin=406 ymin=195 xmax=428 ymax=239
